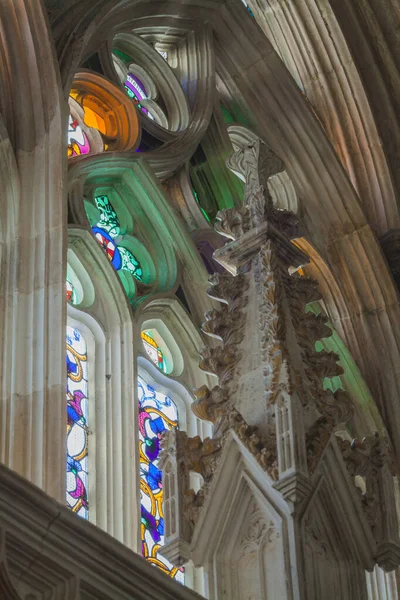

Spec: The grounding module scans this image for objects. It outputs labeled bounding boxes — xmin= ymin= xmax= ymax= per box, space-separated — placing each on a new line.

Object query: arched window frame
xmin=67 ymin=307 xmax=105 ymax=527
xmin=137 ymin=357 xmax=207 ymax=593
xmin=67 ymin=163 xmax=218 ymax=584
xmin=137 ymin=298 xmax=215 ymax=439
xmin=67 ymin=227 xmax=138 ymax=550
xmin=137 ymin=358 xmax=199 ymax=438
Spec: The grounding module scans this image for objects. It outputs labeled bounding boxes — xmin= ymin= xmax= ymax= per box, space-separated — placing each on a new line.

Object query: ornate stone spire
xmin=160 ymin=139 xmax=400 ymax=586
xmin=212 ymin=140 xmax=353 ymax=504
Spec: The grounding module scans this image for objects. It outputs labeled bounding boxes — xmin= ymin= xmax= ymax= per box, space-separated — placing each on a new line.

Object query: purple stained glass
xmin=124 ymin=73 xmax=150 ymax=117
xmin=125 ymin=73 xmax=147 ymax=101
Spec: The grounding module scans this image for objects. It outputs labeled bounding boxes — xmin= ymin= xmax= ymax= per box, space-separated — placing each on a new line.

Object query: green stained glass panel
xmin=119 ymin=246 xmax=143 ymax=281
xmin=95 ymin=195 xmax=120 ymax=238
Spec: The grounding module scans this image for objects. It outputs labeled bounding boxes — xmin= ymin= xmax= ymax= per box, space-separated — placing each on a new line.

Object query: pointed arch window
xmin=66 ymin=326 xmax=89 ymax=519
xmin=138 ymin=376 xmax=184 ymax=582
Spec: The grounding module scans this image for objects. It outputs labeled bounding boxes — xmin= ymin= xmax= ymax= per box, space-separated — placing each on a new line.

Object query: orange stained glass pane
xmin=82 ymin=105 xmax=107 ymax=135
xmin=82 ymin=95 xmax=118 ymax=137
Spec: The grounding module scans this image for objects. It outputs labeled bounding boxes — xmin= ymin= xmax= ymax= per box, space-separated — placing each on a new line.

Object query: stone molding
xmin=0 ymin=464 xmax=204 ymax=600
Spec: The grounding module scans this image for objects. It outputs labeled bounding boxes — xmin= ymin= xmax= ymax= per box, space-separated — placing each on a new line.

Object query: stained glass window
xmin=95 ymin=195 xmax=121 ymax=237
xmin=120 ymin=246 xmax=143 ymax=279
xmin=138 ymin=377 xmax=184 ymax=582
xmin=66 ymin=279 xmax=77 ymax=304
xmin=67 ymin=114 xmax=91 ymax=157
xmin=92 ymin=195 xmax=143 ymax=281
xmin=141 ymin=331 xmax=166 ymax=372
xmin=124 ymin=73 xmax=155 ymax=121
xmin=66 ymin=326 xmax=89 ymax=519
xmin=92 ymin=226 xmax=122 ymax=269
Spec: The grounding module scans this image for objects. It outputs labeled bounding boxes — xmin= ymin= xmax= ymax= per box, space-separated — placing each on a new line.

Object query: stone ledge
xmin=0 ymin=463 xmax=204 ymax=600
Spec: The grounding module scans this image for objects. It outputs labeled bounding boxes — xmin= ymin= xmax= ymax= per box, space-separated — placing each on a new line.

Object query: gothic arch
xmin=138 ymin=296 xmax=215 ymax=401
xmin=69 ymin=160 xmax=179 ymax=301
xmin=69 ymin=156 xmax=213 ymax=321
xmin=67 ymin=226 xmax=138 ymax=550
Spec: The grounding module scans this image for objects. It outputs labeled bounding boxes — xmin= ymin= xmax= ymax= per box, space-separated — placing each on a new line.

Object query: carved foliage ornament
xmin=206 ymin=271 xmax=249 ymax=311
xmin=336 ymin=432 xmax=399 ymax=558
xmin=201 ymin=307 xmax=246 ymax=347
xmin=240 ymin=504 xmax=279 ymax=556
xmin=214 ymin=206 xmax=250 ymax=241
xmin=191 ymin=385 xmax=228 ymax=423
xmin=259 ymin=241 xmax=289 ymax=405
xmin=196 ymin=270 xmax=249 ymax=421
xmin=227 ymin=407 xmax=279 ymax=480
xmin=337 ymin=433 xmax=396 ymax=479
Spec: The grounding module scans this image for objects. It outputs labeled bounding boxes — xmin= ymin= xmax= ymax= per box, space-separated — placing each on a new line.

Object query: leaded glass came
xmin=66 ymin=326 xmax=89 ymax=519
xmin=138 ymin=377 xmax=184 ymax=582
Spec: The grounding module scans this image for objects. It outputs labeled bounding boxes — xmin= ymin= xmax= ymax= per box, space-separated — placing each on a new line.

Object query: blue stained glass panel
xmin=138 ymin=376 xmax=184 ymax=582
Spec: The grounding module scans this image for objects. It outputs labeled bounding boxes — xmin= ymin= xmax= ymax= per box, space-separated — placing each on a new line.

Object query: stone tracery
xmin=0 ymin=0 xmax=400 ymax=598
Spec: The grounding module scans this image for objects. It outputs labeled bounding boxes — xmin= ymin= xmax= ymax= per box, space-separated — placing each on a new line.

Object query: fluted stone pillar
xmin=0 ymin=0 xmax=66 ymax=501
xmin=367 ymin=567 xmax=399 ymax=600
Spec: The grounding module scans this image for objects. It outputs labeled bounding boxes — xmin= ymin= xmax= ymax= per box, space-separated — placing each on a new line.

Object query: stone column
xmin=367 ymin=566 xmax=399 ymax=600
xmin=0 ymin=1 xmax=66 ymax=500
